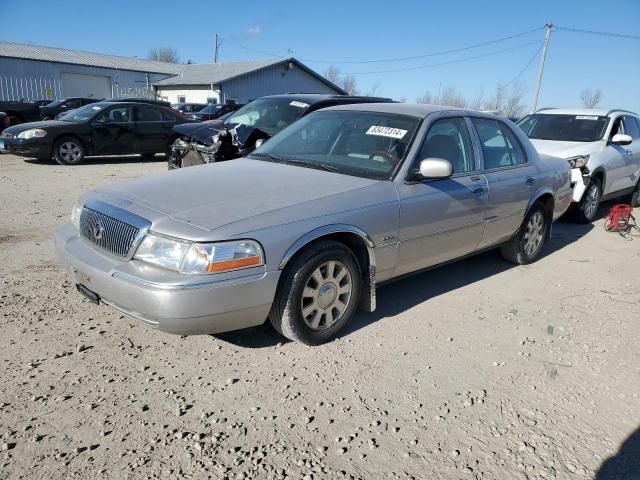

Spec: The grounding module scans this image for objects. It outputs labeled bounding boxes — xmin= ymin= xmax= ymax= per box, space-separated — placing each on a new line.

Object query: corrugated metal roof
xmin=0 ymin=41 xmax=183 ymax=74
xmin=152 ymin=59 xmax=284 ymax=86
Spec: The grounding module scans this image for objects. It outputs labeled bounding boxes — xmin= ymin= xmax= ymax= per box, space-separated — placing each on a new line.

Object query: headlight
xmin=566 ymin=155 xmax=590 ymax=168
xmin=70 ymin=201 xmax=83 ymax=229
xmin=133 ymin=234 xmax=264 ymax=275
xmin=17 ymin=128 xmax=47 ymax=139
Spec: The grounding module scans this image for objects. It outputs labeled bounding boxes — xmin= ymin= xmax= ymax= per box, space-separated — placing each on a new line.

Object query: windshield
xmin=200 ymin=104 xmax=222 ymax=114
xmin=58 ymin=103 xmax=106 ymax=122
xmin=517 ymin=114 xmax=609 ymax=142
xmin=226 ymin=98 xmax=308 ymax=135
xmin=45 ymin=99 xmax=65 ymax=108
xmin=248 ymin=110 xmax=420 ymax=180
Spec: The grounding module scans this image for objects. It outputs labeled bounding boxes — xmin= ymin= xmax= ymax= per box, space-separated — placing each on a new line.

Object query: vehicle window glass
xmin=135 ymin=106 xmax=162 ymax=122
xmin=517 ymin=114 xmax=609 ymax=142
xmin=178 ymin=96 xmax=186 ymax=103
xmin=97 ymin=106 xmax=130 ymax=123
xmin=500 ymin=122 xmax=527 ymax=164
xmin=250 ymin=110 xmax=420 ymax=180
xmin=161 ymin=109 xmax=177 ymax=121
xmin=416 ymin=117 xmax=474 ymax=174
xmin=472 ymin=118 xmax=523 ymax=169
xmin=622 ymin=116 xmax=640 ymax=139
xmin=226 ymin=98 xmax=307 ymax=136
xmin=66 ymin=99 xmax=81 ymax=108
xmin=609 ymin=118 xmax=622 ymax=139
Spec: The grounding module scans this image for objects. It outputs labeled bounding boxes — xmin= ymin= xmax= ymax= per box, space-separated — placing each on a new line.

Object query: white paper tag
xmin=290 ymin=101 xmax=309 ymax=108
xmin=575 ymin=115 xmax=598 ymax=120
xmin=366 ymin=125 xmax=407 ymax=139
xmin=91 ymin=106 xmax=102 ymax=110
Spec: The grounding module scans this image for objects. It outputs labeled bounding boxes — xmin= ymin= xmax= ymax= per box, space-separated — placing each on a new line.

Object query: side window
xmin=66 ymin=99 xmax=81 ymax=108
xmin=622 ymin=116 xmax=640 ymax=139
xmin=417 ymin=117 xmax=475 ymax=174
xmin=97 ymin=106 xmax=131 ymax=123
xmin=472 ymin=118 xmax=525 ymax=170
xmin=609 ymin=117 xmax=622 ymax=139
xmin=160 ymin=109 xmax=177 ymax=122
xmin=135 ymin=106 xmax=163 ymax=122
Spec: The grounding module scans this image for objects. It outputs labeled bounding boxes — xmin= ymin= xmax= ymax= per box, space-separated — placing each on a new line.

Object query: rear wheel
xmin=500 ymin=203 xmax=549 ymax=265
xmin=573 ymin=178 xmax=601 ymax=223
xmin=627 ymin=180 xmax=640 ymax=208
xmin=53 ymin=137 xmax=85 ymax=165
xmin=269 ymin=240 xmax=361 ymax=345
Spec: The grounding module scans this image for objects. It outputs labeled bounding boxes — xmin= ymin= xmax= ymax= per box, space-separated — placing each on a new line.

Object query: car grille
xmin=182 ymin=150 xmax=206 ymax=168
xmin=79 ymin=201 xmax=151 ymax=258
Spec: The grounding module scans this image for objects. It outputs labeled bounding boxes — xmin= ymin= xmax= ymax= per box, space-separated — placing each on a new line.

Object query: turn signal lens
xmin=180 ymin=240 xmax=264 ymax=275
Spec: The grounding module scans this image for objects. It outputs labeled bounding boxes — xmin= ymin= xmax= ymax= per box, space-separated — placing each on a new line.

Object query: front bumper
xmin=570 ymin=167 xmax=590 ymax=202
xmin=55 ymin=223 xmax=280 ymax=335
xmin=0 ymin=136 xmax=51 ymax=158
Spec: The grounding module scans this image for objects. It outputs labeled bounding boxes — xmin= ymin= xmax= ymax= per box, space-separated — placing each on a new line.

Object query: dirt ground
xmin=0 ymin=153 xmax=639 ymax=480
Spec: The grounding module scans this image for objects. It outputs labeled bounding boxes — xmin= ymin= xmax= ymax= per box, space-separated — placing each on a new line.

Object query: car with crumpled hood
xmin=168 ymin=94 xmax=394 ymax=169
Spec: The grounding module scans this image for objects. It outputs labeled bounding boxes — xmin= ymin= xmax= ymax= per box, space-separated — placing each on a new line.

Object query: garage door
xmin=62 ymin=73 xmax=111 ymax=99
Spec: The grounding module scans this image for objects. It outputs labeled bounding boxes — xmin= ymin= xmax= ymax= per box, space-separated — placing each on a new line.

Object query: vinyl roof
xmin=0 ymin=41 xmax=184 ymax=74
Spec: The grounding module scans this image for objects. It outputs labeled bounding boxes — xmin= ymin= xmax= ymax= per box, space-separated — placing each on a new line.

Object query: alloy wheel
xmin=584 ymin=183 xmax=600 ymax=220
xmin=523 ymin=211 xmax=545 ymax=257
xmin=300 ymin=260 xmax=353 ymax=331
xmin=59 ymin=142 xmax=82 ymax=163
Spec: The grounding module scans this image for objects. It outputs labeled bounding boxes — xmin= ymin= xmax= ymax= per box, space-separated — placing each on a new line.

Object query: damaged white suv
xmin=518 ymin=109 xmax=640 ymax=222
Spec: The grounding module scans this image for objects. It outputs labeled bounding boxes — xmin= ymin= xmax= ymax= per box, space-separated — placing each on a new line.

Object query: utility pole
xmin=214 ymin=33 xmax=220 ymax=63
xmin=531 ymin=23 xmax=553 ymax=113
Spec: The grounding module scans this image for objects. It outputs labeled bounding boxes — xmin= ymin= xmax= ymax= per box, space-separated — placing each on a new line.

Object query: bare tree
xmin=416 ymin=91 xmax=434 ymax=104
xmin=148 ymin=47 xmax=179 ymax=63
xmin=416 ymin=86 xmax=466 ymax=108
xmin=469 ymin=88 xmax=485 ymax=111
xmin=580 ymin=88 xmax=603 ymax=108
xmin=323 ymin=65 xmax=341 ymax=84
xmin=339 ymin=75 xmax=359 ymax=95
xmin=366 ymin=80 xmax=381 ymax=97
xmin=503 ymin=81 xmax=527 ymax=117
xmin=486 ymin=84 xmax=506 ymax=112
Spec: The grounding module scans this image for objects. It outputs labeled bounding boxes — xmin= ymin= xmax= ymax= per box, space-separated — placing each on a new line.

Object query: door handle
xmin=525 ymin=177 xmax=535 ymax=185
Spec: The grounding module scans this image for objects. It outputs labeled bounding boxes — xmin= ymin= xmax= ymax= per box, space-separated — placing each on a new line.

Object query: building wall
xmin=0 ymin=57 xmax=172 ymax=100
xmin=153 ymin=85 xmax=221 ymax=104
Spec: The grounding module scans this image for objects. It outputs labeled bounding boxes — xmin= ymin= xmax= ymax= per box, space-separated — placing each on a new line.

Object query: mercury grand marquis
xmin=55 ymin=104 xmax=573 ymax=345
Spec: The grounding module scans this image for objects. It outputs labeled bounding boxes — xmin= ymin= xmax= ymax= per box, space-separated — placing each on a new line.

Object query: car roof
xmin=533 ymin=108 xmax=638 ymax=117
xmin=318 ymin=102 xmax=468 ymax=118
xmin=259 ymin=93 xmax=392 ymax=105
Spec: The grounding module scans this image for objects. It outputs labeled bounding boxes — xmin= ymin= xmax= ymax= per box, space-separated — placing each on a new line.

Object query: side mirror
xmin=611 ymin=133 xmax=632 ymax=146
xmin=417 ymin=158 xmax=453 ymax=179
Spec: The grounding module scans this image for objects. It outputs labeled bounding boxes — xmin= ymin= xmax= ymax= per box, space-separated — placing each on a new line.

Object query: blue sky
xmin=3 ymin=0 xmax=639 ymax=110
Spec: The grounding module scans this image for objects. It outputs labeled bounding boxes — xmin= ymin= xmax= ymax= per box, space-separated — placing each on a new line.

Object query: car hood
xmin=93 ymin=158 xmax=380 ymax=236
xmin=529 ymin=139 xmax=599 ymax=159
xmin=3 ymin=120 xmax=70 ymax=135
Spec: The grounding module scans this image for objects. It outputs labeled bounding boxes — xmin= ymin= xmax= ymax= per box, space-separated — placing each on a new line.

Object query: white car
xmin=518 ymin=109 xmax=640 ymax=222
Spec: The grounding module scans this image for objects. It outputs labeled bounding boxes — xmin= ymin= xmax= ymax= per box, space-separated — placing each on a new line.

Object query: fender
xmin=278 ymin=224 xmax=377 ymax=312
xmin=525 ymin=187 xmax=556 ymax=238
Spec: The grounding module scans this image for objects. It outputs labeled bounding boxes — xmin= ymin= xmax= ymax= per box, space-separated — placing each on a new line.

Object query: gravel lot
xmin=0 ymin=153 xmax=639 ymax=480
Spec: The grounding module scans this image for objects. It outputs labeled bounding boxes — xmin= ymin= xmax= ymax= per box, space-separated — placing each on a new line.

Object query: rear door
xmin=134 ymin=105 xmax=174 ymax=153
xmin=471 ymin=117 xmax=536 ymax=249
xmin=91 ymin=105 xmax=135 ymax=155
xmin=604 ymin=116 xmax=634 ymax=194
xmin=395 ymin=115 xmax=488 ymax=276
xmin=621 ymin=116 xmax=640 ymax=189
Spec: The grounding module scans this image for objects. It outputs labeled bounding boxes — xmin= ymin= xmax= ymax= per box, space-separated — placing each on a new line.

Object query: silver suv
xmin=518 ymin=109 xmax=640 ymax=222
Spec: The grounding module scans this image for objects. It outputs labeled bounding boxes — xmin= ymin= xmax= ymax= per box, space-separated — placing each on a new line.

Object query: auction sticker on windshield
xmin=366 ymin=125 xmax=408 ymax=139
xmin=290 ymin=101 xmax=309 ymax=109
xmin=575 ymin=116 xmax=599 ymax=120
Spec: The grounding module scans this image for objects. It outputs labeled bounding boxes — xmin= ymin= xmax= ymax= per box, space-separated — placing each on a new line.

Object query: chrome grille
xmin=79 ymin=200 xmax=151 ymax=258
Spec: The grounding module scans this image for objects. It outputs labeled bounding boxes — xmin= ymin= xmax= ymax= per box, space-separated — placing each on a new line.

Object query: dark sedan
xmin=40 ymin=97 xmax=101 ymax=120
xmin=171 ymin=102 xmax=207 ymax=114
xmin=0 ymin=101 xmax=192 ymax=165
xmin=169 ymin=94 xmax=393 ymax=169
xmin=186 ymin=102 xmax=243 ymax=121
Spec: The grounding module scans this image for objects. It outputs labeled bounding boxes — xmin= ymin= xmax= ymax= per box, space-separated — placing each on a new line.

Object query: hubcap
xmin=584 ymin=183 xmax=600 ymax=219
xmin=523 ymin=211 xmax=545 ymax=257
xmin=59 ymin=142 xmax=82 ymax=162
xmin=301 ymin=260 xmax=352 ymax=331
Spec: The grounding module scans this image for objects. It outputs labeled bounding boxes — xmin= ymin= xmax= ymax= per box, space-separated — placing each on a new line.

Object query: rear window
xmin=517 ymin=114 xmax=609 ymax=142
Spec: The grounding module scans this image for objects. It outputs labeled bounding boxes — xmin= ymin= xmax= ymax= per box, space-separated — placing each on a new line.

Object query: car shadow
xmin=596 ymin=426 xmax=640 ymax=479
xmin=214 ymin=217 xmax=595 ymax=349
xmin=23 ymin=154 xmax=167 ymax=166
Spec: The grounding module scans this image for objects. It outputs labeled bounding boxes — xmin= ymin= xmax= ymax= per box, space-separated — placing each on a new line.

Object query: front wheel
xmin=628 ymin=180 xmax=640 ymax=208
xmin=573 ymin=178 xmax=601 ymax=223
xmin=53 ymin=137 xmax=85 ymax=165
xmin=500 ymin=204 xmax=549 ymax=265
xmin=269 ymin=240 xmax=361 ymax=345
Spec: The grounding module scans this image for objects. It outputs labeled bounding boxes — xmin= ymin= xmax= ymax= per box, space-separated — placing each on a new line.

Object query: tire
xmin=269 ymin=240 xmax=362 ymax=345
xmin=53 ymin=137 xmax=85 ymax=165
xmin=573 ymin=177 xmax=601 ymax=223
xmin=627 ymin=181 xmax=640 ymax=208
xmin=500 ymin=203 xmax=549 ymax=265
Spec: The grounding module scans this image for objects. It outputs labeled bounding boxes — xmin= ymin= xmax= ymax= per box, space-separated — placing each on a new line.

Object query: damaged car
xmin=168 ymin=94 xmax=393 ymax=169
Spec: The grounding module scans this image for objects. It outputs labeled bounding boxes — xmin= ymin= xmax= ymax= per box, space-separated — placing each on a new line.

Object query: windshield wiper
xmin=279 ymin=158 xmax=339 ymax=173
xmin=249 ymin=152 xmax=286 ymax=163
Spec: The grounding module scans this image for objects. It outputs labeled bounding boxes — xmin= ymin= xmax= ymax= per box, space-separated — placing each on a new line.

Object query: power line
xmin=344 ymin=40 xmax=542 ymax=75
xmin=555 ymin=26 xmax=640 ymax=41
xmin=501 ymin=43 xmax=544 ymax=89
xmin=221 ymin=26 xmax=545 ymax=65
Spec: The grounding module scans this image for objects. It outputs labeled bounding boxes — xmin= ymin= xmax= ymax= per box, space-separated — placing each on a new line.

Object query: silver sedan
xmin=55 ymin=104 xmax=572 ymax=345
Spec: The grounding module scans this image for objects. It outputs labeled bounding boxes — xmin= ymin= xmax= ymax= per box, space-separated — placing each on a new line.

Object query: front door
xmin=621 ymin=116 xmax=640 ymax=190
xmin=91 ymin=105 xmax=135 ymax=156
xmin=470 ymin=117 xmax=536 ymax=248
xmin=395 ymin=116 xmax=487 ymax=277
xmin=134 ymin=105 xmax=175 ymax=154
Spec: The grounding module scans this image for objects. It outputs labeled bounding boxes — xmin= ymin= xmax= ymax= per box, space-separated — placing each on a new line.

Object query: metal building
xmin=0 ymin=42 xmax=181 ymax=101
xmin=0 ymin=42 xmax=345 ymax=104
xmin=152 ymin=58 xmax=346 ymax=104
